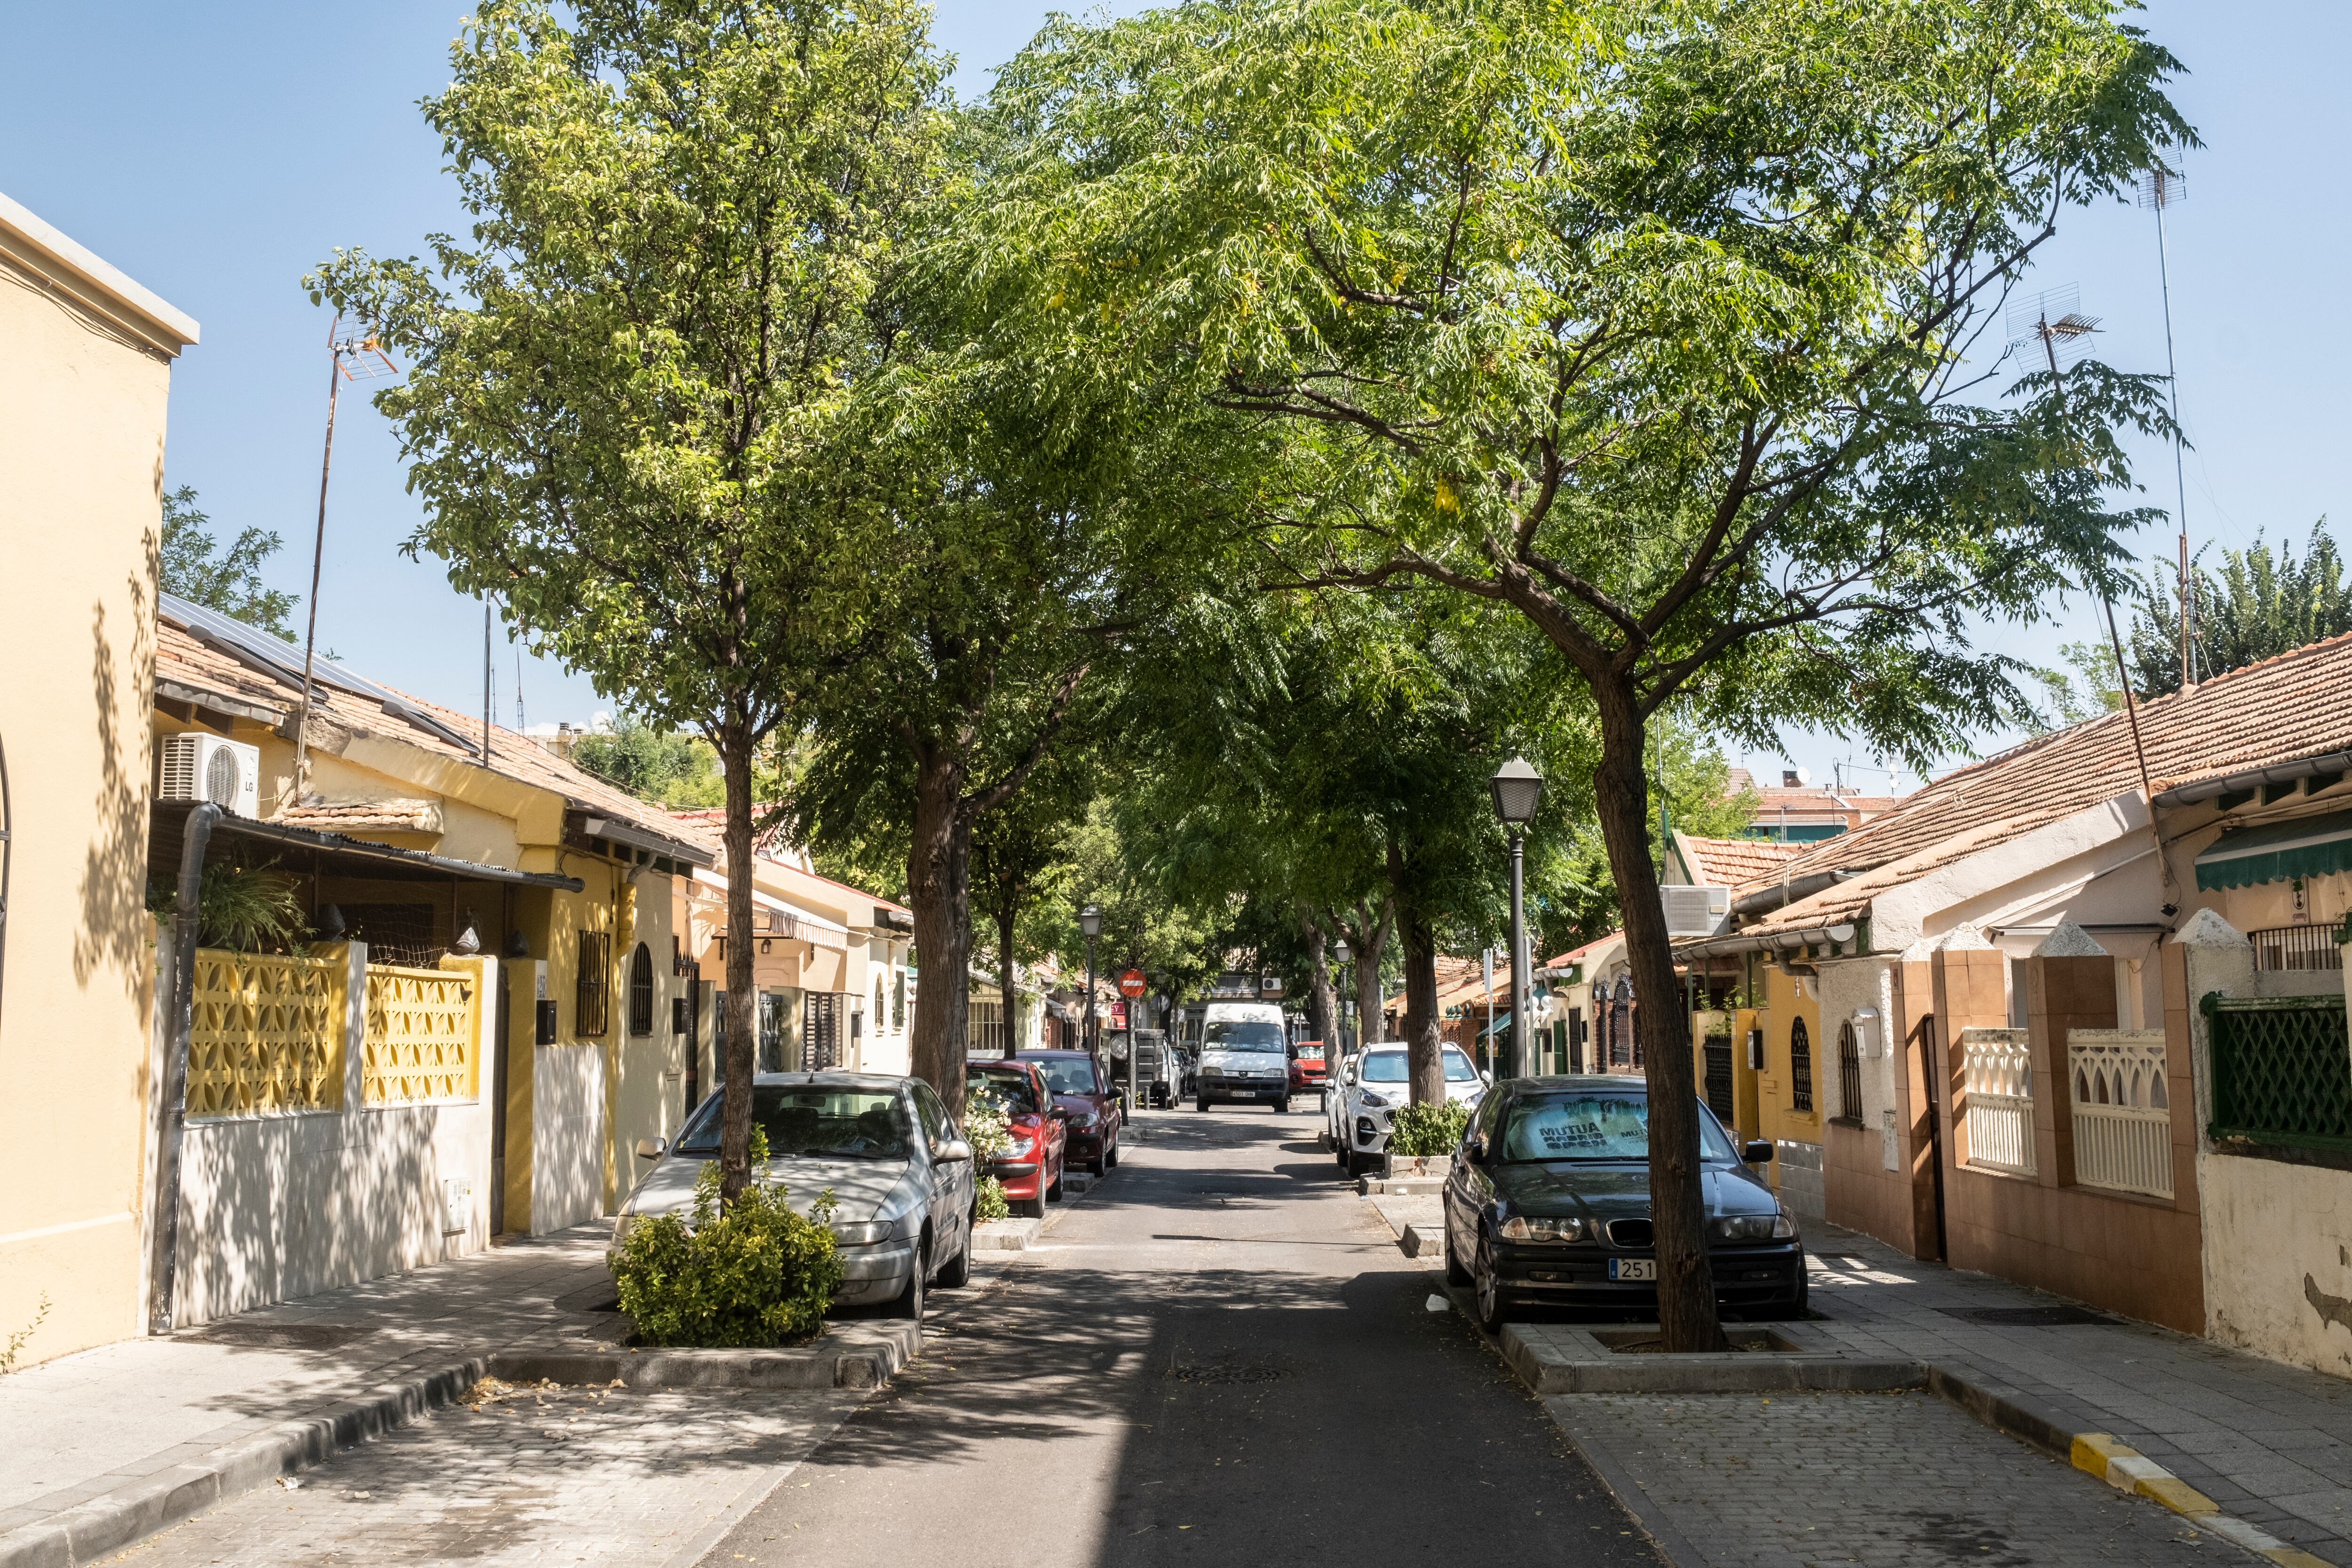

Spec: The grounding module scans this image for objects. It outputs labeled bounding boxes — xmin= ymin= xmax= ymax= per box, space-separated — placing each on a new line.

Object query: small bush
xmin=965 ymin=1090 xmax=1011 ymax=1222
xmin=612 ymin=1130 xmax=843 ymax=1347
xmin=1388 ymin=1099 xmax=1471 ymax=1156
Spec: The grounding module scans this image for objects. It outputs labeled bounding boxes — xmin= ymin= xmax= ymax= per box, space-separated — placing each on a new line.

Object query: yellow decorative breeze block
xmin=186 ymin=949 xmax=344 ymax=1117
xmin=363 ymin=963 xmax=477 ymax=1105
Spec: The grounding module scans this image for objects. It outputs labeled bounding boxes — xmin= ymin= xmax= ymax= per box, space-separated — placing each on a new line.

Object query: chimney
xmin=1781 ymin=770 xmax=1800 ymax=788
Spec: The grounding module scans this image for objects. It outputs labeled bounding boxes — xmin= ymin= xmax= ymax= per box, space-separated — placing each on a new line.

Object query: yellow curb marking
xmin=2070 ymin=1433 xmax=2342 ymax=1565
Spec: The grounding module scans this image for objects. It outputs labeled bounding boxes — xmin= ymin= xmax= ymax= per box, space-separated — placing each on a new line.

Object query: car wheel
xmin=895 ymin=1234 xmax=930 ymax=1322
xmin=1195 ymin=1095 xmax=1211 ymax=1113
xmin=1473 ymin=1234 xmax=1505 ymax=1334
xmin=1047 ymin=1162 xmax=1065 ymax=1202
xmin=1273 ymin=1097 xmax=1290 ymax=1114
xmin=1443 ymin=1207 xmax=1472 ymax=1287
xmin=1104 ymin=1135 xmax=1119 ymax=1170
xmin=1017 ymin=1187 xmax=1046 ymax=1219
xmin=1335 ymin=1137 xmax=1350 ymax=1170
xmin=936 ymin=1212 xmax=972 ymax=1290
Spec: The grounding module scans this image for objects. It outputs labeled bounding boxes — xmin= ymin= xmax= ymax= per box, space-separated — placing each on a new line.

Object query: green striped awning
xmin=2196 ymin=810 xmax=2352 ymax=891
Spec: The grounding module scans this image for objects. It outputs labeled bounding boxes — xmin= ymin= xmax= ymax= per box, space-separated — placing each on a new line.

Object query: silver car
xmin=612 ymin=1071 xmax=977 ymax=1321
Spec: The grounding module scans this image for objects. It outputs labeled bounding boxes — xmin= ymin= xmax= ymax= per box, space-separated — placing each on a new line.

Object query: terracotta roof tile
xmin=1679 ymin=836 xmax=1806 ymax=887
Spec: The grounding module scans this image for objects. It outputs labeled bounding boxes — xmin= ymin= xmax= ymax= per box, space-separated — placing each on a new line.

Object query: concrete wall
xmin=531 ymin=1043 xmax=606 ymax=1235
xmin=0 ymin=199 xmax=194 ymax=1364
xmin=1820 ymin=953 xmax=1941 ymax=1257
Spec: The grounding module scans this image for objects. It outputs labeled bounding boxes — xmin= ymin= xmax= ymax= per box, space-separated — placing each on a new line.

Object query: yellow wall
xmin=1750 ymin=962 xmax=1824 ymax=1205
xmin=0 ymin=215 xmax=188 ymax=1363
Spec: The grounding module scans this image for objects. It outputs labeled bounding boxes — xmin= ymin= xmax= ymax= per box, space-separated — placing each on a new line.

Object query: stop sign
xmin=1119 ymin=968 xmax=1147 ymax=999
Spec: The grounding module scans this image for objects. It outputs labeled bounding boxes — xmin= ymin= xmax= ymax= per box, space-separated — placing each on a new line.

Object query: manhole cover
xmin=181 ymin=1323 xmax=377 ymax=1351
xmin=1939 ymin=1305 xmax=2120 ymax=1327
xmin=1164 ymin=1362 xmax=1289 ymax=1385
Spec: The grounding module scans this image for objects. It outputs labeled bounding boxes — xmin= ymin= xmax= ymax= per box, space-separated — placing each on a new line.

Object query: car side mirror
xmin=635 ymin=1137 xmax=666 ymax=1160
xmin=937 ymin=1138 xmax=974 ymax=1163
xmin=1743 ymin=1139 xmax=1775 ymax=1164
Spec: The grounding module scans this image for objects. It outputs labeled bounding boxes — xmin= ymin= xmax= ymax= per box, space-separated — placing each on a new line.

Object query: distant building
xmin=1727 ymin=768 xmax=1896 ymax=844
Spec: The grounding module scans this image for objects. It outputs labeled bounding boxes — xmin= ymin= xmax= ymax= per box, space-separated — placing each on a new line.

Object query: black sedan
xmin=1438 ymin=1076 xmax=1807 ymax=1330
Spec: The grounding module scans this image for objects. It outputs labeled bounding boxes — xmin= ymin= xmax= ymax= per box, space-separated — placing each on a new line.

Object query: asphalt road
xmin=700 ymin=1104 xmax=1664 ymax=1568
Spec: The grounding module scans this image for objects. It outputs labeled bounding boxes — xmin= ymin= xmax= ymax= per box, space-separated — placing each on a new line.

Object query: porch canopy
xmin=151 ymin=799 xmax=583 ymax=892
xmin=2195 ymin=809 xmax=2352 ymax=891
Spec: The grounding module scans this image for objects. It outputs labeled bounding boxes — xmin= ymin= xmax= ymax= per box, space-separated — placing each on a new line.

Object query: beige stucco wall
xmin=2199 ymin=1152 xmax=2352 ymax=1377
xmin=0 ymin=211 xmax=191 ymax=1364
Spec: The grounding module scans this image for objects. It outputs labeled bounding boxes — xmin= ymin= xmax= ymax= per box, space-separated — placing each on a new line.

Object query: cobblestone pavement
xmin=1550 ymin=1390 xmax=2232 ymax=1568
xmin=97 ymin=1377 xmax=864 ymax=1568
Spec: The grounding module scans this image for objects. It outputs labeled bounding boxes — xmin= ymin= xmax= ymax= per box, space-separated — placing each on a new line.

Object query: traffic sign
xmin=1119 ymin=968 xmax=1147 ymax=998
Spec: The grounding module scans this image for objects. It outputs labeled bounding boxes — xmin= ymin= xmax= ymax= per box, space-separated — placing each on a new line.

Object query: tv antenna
xmin=2006 ymin=283 xmax=2103 ymax=373
xmin=291 ymin=316 xmax=399 ymax=796
xmin=2139 ymin=156 xmax=2194 ymax=691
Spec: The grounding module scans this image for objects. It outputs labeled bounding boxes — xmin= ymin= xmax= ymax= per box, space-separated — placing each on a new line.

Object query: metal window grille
xmin=1608 ymin=990 xmax=1631 ymax=1067
xmin=1703 ymin=1033 xmax=1734 ymax=1122
xmin=758 ymin=992 xmax=788 ymax=1072
xmin=2248 ymin=925 xmax=2344 ymax=973
xmin=575 ymin=931 xmax=611 ymax=1037
xmin=628 ymin=942 xmax=655 ymax=1036
xmin=1568 ymin=1008 xmax=1585 ymax=1074
xmin=1837 ymin=1021 xmax=1864 ymax=1120
xmin=967 ymin=997 xmax=1004 ymax=1056
xmin=1789 ymin=1019 xmax=1815 ymax=1113
xmin=892 ymin=971 xmax=906 ymax=1031
xmin=804 ymin=992 xmax=842 ymax=1071
xmin=2207 ymin=993 xmax=2352 ymax=1152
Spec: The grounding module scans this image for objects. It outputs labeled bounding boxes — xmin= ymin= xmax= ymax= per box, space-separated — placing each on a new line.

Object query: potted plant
xmin=1385 ymin=1101 xmax=1470 ymax=1179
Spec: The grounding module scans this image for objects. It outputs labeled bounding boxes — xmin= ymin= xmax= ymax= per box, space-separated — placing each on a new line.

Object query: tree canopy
xmin=159 ymin=486 xmax=300 ymax=642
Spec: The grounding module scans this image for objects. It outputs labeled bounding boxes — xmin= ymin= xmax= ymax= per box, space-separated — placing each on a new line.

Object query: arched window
xmin=1838 ymin=1020 xmax=1863 ymax=1119
xmin=627 ymin=941 xmax=655 ymax=1036
xmin=1789 ymin=1019 xmax=1815 ymax=1113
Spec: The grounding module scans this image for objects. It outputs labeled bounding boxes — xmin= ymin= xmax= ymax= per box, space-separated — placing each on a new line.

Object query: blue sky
xmin=4 ymin=2 xmax=2340 ymax=784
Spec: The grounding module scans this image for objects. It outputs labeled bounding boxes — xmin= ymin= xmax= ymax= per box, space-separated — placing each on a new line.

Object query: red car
xmin=965 ymin=1059 xmax=1067 ymax=1218
xmin=1017 ymin=1049 xmax=1123 ymax=1176
xmin=1291 ymin=1041 xmax=1330 ymax=1104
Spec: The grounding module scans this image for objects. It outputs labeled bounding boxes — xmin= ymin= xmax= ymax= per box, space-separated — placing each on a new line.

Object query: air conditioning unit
xmin=159 ymin=733 xmax=260 ymax=818
xmin=1660 ymin=884 xmax=1732 ymax=939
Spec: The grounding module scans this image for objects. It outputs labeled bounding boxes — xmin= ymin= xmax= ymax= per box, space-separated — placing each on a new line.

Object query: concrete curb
xmin=488 ymin=1326 xmax=916 ymax=1392
xmin=0 ymin=1352 xmax=491 ymax=1568
xmin=973 ymin=1218 xmax=1043 ymax=1252
xmin=1927 ymin=1365 xmax=2336 ymax=1568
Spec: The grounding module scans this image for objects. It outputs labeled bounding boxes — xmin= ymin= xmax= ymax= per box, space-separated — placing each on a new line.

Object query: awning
xmin=1476 ymin=1011 xmax=1515 ymax=1043
xmin=151 ymin=798 xmax=583 ymax=891
xmin=2196 ymin=809 xmax=2352 ymax=891
xmin=694 ymin=868 xmax=851 ymax=952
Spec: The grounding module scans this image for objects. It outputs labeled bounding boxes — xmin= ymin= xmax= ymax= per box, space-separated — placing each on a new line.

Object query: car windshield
xmin=1031 ymin=1057 xmax=1100 ymax=1096
xmin=673 ymin=1086 xmax=914 ymax=1161
xmin=1495 ymin=1092 xmax=1739 ymax=1164
xmin=1203 ymin=1020 xmax=1285 ymax=1052
xmin=1359 ymin=1050 xmax=1479 ymax=1083
xmin=1296 ymin=1043 xmax=1325 ymax=1061
xmin=966 ymin=1069 xmax=1041 ymax=1116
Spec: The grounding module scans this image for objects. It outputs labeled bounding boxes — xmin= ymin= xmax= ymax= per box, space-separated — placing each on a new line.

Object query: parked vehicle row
xmin=1326 ymin=1042 xmax=1489 ymax=1174
xmin=610 ymin=1049 xmax=1127 ymax=1325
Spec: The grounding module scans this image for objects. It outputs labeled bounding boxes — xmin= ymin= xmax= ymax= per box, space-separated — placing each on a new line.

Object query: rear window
xmin=967 ymin=1068 xmax=1041 ymax=1116
xmin=673 ymin=1085 xmax=913 ymax=1160
xmin=1031 ymin=1056 xmax=1100 ymax=1096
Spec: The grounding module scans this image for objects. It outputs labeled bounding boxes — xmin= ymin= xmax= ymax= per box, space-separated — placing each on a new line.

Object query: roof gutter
xmin=2155 ymin=748 xmax=2352 ymax=807
xmin=1679 ymin=922 xmax=1858 ymax=961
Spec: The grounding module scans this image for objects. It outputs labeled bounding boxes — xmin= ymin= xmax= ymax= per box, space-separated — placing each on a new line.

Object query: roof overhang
xmin=572 ymin=811 xmax=716 ymax=869
xmin=1678 ymin=922 xmax=1858 ymax=960
xmin=151 ymin=798 xmax=583 ymax=891
xmin=2157 ymin=748 xmax=2352 ymax=807
xmin=0 ymin=189 xmax=199 ymax=354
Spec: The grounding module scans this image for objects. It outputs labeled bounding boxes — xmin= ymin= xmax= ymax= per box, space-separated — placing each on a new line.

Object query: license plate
xmin=1609 ymin=1258 xmax=1657 ymax=1282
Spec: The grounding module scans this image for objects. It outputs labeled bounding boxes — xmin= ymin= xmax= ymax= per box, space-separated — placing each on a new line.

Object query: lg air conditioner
xmin=159 ymin=733 xmax=260 ymax=818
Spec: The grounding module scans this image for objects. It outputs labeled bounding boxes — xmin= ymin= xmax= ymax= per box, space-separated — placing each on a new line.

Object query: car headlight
xmin=1359 ymin=1090 xmax=1390 ymax=1109
xmin=1005 ymin=1134 xmax=1036 ymax=1158
xmin=1202 ymin=1065 xmax=1225 ymax=1078
xmin=833 ymin=1220 xmax=895 ymax=1246
xmin=1498 ymin=1214 xmax=1589 ymax=1242
xmin=1711 ymin=1209 xmax=1797 ymax=1242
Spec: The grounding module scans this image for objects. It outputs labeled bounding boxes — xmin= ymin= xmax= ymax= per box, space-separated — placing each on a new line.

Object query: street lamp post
xmin=1334 ymin=938 xmax=1351 ymax=1058
xmin=1079 ymin=902 xmax=1103 ymax=1059
xmin=1489 ymin=756 xmax=1544 ymax=1081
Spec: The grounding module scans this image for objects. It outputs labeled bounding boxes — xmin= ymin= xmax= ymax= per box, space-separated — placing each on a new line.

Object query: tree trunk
xmin=998 ymin=894 xmax=1020 ymax=1060
xmin=717 ymin=722 xmax=759 ymax=1205
xmin=1301 ymin=912 xmax=1335 ymax=1064
xmin=1336 ymin=898 xmax=1393 ymax=1048
xmin=1394 ymin=844 xmax=1444 ymax=1107
xmin=1593 ymin=676 xmax=1724 ymax=1352
xmin=907 ymin=745 xmax=975 ymax=1120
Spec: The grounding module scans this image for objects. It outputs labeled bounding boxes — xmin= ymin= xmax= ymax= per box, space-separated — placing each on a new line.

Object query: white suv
xmin=1328 ymin=1044 xmax=1487 ymax=1176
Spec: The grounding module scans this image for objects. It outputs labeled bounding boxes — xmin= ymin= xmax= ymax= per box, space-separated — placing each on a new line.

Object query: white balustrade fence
xmin=2068 ymin=1029 xmax=2173 ymax=1199
xmin=1961 ymin=1028 xmax=2037 ymax=1177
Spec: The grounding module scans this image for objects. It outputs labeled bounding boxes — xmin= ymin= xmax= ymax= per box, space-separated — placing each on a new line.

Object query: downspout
xmin=148 ymin=801 xmax=219 ymax=1335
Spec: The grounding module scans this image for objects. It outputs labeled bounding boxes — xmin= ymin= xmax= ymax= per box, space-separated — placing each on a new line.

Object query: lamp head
xmin=1333 ymin=938 xmax=1349 ymax=963
xmin=1079 ymin=902 xmax=1104 ymax=939
xmin=1489 ymin=754 xmax=1544 ymax=826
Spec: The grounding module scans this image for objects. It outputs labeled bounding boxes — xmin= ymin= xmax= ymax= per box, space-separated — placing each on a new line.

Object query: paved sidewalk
xmin=1802 ymin=1227 xmax=2352 ymax=1562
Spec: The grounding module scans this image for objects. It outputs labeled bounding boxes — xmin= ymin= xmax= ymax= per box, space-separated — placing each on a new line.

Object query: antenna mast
xmin=2139 ymin=159 xmax=2193 ymax=690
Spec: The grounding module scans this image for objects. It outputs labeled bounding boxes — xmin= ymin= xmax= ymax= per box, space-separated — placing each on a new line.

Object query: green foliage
xmin=572 ymin=716 xmax=724 ymax=808
xmin=1540 ymin=721 xmax=1756 ymax=955
xmin=159 ymin=486 xmax=300 ymax=642
xmin=2122 ymin=522 xmax=2352 ymax=698
xmin=964 ymin=1091 xmax=1013 ymax=1221
xmin=1 ymin=1294 xmax=50 ymax=1376
xmin=611 ymin=1130 xmax=844 ymax=1347
xmin=1388 ymin=1100 xmax=1470 ymax=1158
xmin=147 ymin=858 xmax=311 ymax=954
xmin=975 ymin=1178 xmax=1010 ymax=1224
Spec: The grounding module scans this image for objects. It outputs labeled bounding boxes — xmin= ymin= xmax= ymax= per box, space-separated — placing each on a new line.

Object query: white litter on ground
xmin=1425 ymin=1295 xmax=1450 ymax=1313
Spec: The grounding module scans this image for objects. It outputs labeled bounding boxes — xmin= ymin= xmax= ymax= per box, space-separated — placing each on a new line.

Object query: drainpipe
xmin=148 ymin=802 xmax=219 ymax=1336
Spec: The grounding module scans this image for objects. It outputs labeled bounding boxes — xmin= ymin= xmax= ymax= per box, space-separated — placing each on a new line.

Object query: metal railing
xmin=1703 ymin=1035 xmax=1734 ymax=1122
xmin=1961 ymin=1028 xmax=2036 ymax=1176
xmin=2207 ymin=992 xmax=2352 ymax=1153
xmin=2249 ymin=924 xmax=2343 ymax=973
xmin=2068 ymin=1029 xmax=2173 ymax=1198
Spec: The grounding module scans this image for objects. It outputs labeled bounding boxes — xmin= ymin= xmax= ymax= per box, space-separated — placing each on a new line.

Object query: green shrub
xmin=611 ymin=1130 xmax=843 ymax=1347
xmin=965 ymin=1090 xmax=1011 ymax=1222
xmin=1388 ymin=1099 xmax=1471 ymax=1157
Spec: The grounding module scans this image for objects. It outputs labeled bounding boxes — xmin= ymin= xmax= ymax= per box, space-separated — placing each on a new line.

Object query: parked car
xmin=1290 ymin=1040 xmax=1330 ymax=1108
xmin=966 ymin=1058 xmax=1067 ymax=1218
xmin=1195 ymin=1000 xmax=1293 ymax=1111
xmin=611 ymin=1071 xmax=976 ymax=1323
xmin=1017 ymin=1049 xmax=1123 ymax=1174
xmin=1328 ymin=1043 xmax=1486 ymax=1174
xmin=1439 ymin=1075 xmax=1804 ymax=1330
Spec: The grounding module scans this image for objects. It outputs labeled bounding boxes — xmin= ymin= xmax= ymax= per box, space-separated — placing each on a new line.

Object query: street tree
xmin=970 ymin=749 xmax=1098 ymax=1060
xmin=159 ymin=486 xmax=300 ymax=641
xmin=974 ymin=0 xmax=2187 ymax=1346
xmin=307 ymin=0 xmax=947 ymax=1201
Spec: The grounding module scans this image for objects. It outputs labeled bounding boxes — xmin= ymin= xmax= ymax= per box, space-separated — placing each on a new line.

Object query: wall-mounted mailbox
xmin=536 ymin=1000 xmax=559 ymax=1044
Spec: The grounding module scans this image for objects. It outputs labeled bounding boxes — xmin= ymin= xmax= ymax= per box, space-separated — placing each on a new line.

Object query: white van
xmin=1194 ymin=1000 xmax=1293 ymax=1112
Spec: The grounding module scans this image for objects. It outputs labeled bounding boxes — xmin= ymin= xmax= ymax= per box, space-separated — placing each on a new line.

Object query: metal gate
xmin=1703 ymin=1033 xmax=1735 ymax=1122
xmin=804 ymin=992 xmax=842 ymax=1071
